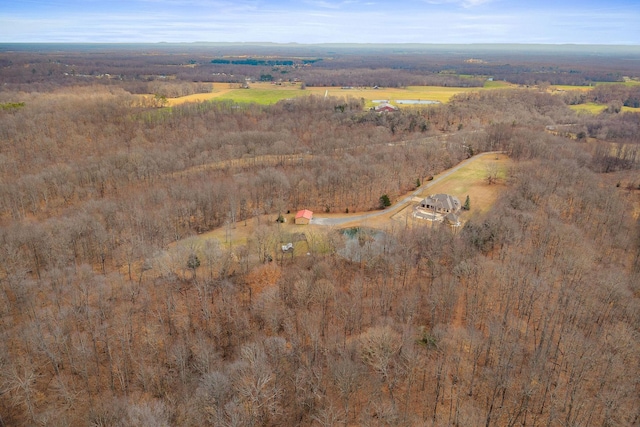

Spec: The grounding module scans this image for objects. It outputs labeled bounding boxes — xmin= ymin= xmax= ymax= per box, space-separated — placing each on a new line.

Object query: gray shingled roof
xmin=420 ymin=194 xmax=461 ymax=212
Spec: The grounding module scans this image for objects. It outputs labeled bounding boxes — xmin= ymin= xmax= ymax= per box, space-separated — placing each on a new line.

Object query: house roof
xmin=444 ymin=212 xmax=460 ymax=225
xmin=295 ymin=209 xmax=313 ymax=220
xmin=421 ymin=194 xmax=461 ymax=211
xmin=374 ymin=102 xmax=398 ymax=112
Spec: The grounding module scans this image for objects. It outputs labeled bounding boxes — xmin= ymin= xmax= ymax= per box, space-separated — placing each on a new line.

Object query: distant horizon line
xmin=2 ymin=42 xmax=639 ymax=55
xmin=1 ymin=41 xmax=639 ymax=46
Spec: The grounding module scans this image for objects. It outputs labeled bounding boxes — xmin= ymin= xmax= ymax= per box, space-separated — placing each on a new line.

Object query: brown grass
xmin=416 ymin=152 xmax=509 ymax=215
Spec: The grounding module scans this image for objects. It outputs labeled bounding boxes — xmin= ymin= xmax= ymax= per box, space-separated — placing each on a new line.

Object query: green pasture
xmin=483 ymin=80 xmax=512 ymax=89
xmin=622 ymin=106 xmax=640 ymax=112
xmin=569 ymin=102 xmax=607 ymax=114
xmin=594 ymin=80 xmax=640 ymax=87
xmin=553 ymin=81 xmax=640 ymax=91
xmin=569 ymin=102 xmax=640 ymax=114
xmin=217 ymin=87 xmax=309 ymax=105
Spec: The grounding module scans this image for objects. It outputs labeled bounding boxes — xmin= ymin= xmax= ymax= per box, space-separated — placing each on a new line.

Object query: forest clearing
xmin=177 ymin=151 xmax=511 ymax=252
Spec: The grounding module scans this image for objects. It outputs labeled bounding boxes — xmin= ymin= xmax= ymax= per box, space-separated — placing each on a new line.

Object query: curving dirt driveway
xmin=310 ymin=151 xmax=502 ymax=226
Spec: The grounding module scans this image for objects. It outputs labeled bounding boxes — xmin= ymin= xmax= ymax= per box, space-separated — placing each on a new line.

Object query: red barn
xmin=295 ymin=209 xmax=313 ymax=225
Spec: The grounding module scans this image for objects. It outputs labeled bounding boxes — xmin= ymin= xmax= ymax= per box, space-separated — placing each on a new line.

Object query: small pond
xmin=338 ymin=227 xmax=391 ymax=263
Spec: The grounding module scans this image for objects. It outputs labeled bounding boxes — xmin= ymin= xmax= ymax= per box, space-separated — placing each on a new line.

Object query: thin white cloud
xmin=137 ymin=0 xmax=254 ymax=6
xmin=461 ymin=0 xmax=493 ymax=6
xmin=303 ymin=0 xmax=342 ymax=8
xmin=302 ymin=0 xmax=364 ymax=9
xmin=423 ymin=0 xmax=494 ymax=7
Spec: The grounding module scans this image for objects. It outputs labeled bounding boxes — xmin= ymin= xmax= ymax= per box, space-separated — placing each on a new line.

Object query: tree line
xmin=2 ymin=45 xmax=636 ymax=91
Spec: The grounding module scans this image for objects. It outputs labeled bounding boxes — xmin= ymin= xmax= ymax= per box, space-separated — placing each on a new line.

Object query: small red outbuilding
xmin=295 ymin=209 xmax=313 ymax=225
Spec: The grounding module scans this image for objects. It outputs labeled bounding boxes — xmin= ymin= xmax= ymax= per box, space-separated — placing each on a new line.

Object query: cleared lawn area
xmin=390 ymin=152 xmax=510 ymax=226
xmin=185 ymin=214 xmax=288 ymax=249
xmin=414 ymin=152 xmax=509 ymax=215
xmin=309 ymin=152 xmax=511 ymax=230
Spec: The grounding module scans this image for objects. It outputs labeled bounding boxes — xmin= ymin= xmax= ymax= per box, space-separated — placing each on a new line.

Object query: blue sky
xmin=1 ymin=0 xmax=639 ymax=44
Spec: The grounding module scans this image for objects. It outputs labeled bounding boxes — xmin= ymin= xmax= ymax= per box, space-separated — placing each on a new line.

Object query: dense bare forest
xmin=0 ymin=45 xmax=639 ymax=426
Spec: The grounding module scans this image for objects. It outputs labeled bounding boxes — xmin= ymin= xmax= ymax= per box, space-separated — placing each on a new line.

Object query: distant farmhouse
xmin=374 ymin=102 xmax=399 ymax=113
xmin=414 ymin=194 xmax=461 ymax=225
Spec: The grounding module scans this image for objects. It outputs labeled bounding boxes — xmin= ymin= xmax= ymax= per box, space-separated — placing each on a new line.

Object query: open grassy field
xmin=165 ymin=85 xmax=230 ymax=106
xmin=569 ymin=102 xmax=607 ymax=114
xmin=390 ymin=152 xmax=510 ymax=227
xmin=551 ymin=81 xmax=640 ymax=92
xmin=621 ymin=106 xmax=640 ymax=112
xmin=418 ymin=154 xmax=511 ymax=212
xmin=162 ymin=81 xmax=515 ymax=107
xmin=412 ymin=152 xmax=509 ymax=215
xmin=305 ymin=83 xmax=513 ymax=107
xmin=483 ymin=80 xmax=512 ymax=89
xmin=569 ymin=102 xmax=640 ymax=114
xmin=595 ymin=80 xmax=640 ymax=87
xmin=161 ymin=80 xmax=637 ymax=109
xmin=550 ymin=85 xmax=594 ymax=92
xmin=164 ymin=83 xmax=310 ymax=106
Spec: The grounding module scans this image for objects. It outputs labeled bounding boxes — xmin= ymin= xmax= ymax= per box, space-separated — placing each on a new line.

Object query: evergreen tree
xmin=187 ymin=253 xmax=201 ymax=279
xmin=379 ymin=194 xmax=391 ymax=208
